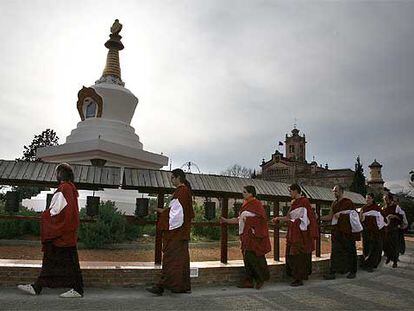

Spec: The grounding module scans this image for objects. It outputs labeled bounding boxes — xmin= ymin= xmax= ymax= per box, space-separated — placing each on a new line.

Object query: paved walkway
xmin=1 ymin=242 xmax=413 ymax=310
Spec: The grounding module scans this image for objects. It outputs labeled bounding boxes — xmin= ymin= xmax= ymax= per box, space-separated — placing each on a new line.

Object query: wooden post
xmin=155 ymin=192 xmax=164 ymax=265
xmin=315 ymin=202 xmax=321 ymax=258
xmin=220 ymin=197 xmax=229 ymax=264
xmin=273 ymin=200 xmax=280 ymax=261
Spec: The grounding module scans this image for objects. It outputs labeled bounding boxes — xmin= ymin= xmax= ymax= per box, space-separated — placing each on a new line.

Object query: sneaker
xmin=146 ymin=286 xmax=164 ymax=296
xmin=323 ymin=273 xmax=336 ymax=280
xmin=290 ymin=280 xmax=304 ymax=287
xmin=392 ymin=262 xmax=398 ymax=268
xmin=17 ymin=284 xmax=37 ymax=296
xmin=346 ymin=272 xmax=356 ymax=279
xmin=385 ymin=257 xmax=391 ymax=264
xmin=59 ymin=289 xmax=83 ymax=298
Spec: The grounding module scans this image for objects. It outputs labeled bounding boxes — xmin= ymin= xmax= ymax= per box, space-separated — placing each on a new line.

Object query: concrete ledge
xmin=0 ymin=255 xmax=331 ymax=287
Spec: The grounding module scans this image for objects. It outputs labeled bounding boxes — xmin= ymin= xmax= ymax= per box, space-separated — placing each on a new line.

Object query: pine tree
xmin=350 ymin=156 xmax=367 ymax=197
xmin=20 ymin=129 xmax=59 ymax=162
xmin=14 ymin=129 xmax=60 ymax=200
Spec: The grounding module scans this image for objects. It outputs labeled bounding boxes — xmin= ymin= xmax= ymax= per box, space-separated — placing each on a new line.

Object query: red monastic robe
xmin=157 ymin=184 xmax=194 ymax=292
xmin=40 ymin=182 xmax=80 ymax=248
xmin=286 ymin=197 xmax=318 ymax=255
xmin=240 ymin=197 xmax=271 ymax=257
xmin=361 ymin=203 xmax=383 ymax=236
xmin=331 ymin=197 xmax=361 ymax=241
xmin=382 ymin=204 xmax=403 ymax=231
xmin=159 ymin=184 xmax=195 ymax=240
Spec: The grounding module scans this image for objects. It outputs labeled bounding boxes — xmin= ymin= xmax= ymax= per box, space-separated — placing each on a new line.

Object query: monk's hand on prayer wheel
xmin=220 ymin=217 xmax=227 ymax=224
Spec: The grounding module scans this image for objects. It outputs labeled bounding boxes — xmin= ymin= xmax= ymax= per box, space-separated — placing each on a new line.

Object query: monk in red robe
xmin=359 ymin=193 xmax=385 ymax=272
xmin=382 ymin=193 xmax=403 ymax=268
xmin=273 ymin=184 xmax=318 ymax=286
xmin=221 ymin=185 xmax=271 ymax=289
xmin=321 ymin=185 xmax=363 ymax=280
xmin=146 ymin=168 xmax=195 ymax=296
xmin=18 ymin=163 xmax=83 ymax=298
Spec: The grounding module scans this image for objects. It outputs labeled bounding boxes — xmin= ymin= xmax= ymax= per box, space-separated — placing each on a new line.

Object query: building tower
xmin=37 ymin=20 xmax=168 ymax=169
xmin=285 ymin=127 xmax=306 ymax=162
xmin=367 ymin=159 xmax=385 ymax=194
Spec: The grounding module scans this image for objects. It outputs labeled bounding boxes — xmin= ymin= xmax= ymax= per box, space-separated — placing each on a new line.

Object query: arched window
xmin=84 ymin=97 xmax=97 ymax=118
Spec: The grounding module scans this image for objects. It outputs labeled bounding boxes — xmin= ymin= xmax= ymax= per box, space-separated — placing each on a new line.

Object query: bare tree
xmin=221 ymin=164 xmax=253 ymax=178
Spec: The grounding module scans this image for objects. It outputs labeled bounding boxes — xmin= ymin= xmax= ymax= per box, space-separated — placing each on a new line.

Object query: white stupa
xmin=25 ymin=20 xmax=168 ymax=214
xmin=37 ymin=19 xmax=168 ymax=169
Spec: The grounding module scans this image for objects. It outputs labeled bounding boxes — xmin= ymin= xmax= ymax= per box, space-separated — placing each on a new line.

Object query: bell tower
xmin=367 ymin=159 xmax=385 ymax=194
xmin=285 ymin=126 xmax=306 ymax=162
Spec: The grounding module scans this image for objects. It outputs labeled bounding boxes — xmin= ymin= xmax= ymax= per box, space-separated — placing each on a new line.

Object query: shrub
xmin=79 ymin=201 xmax=130 ymax=248
xmin=0 ymin=203 xmax=40 ymax=239
xmin=191 ymin=202 xmax=221 ymax=241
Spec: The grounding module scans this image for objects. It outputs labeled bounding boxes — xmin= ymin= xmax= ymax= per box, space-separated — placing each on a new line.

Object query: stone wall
xmin=0 ymin=258 xmax=331 ymax=288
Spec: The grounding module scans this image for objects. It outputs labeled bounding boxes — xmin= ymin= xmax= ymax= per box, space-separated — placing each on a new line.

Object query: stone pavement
xmin=1 ymin=242 xmax=413 ymax=310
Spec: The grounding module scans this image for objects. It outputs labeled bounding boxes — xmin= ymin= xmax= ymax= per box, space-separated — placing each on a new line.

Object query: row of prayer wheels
xmin=3 ymin=191 xmax=272 ymax=220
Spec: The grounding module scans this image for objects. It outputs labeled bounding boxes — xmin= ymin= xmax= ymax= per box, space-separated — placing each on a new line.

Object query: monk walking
xmin=321 ymin=185 xmax=363 ymax=280
xmin=146 ymin=168 xmax=195 ymax=296
xmin=273 ymin=184 xmax=318 ymax=286
xmin=221 ymin=185 xmax=271 ymax=289
xmin=382 ymin=193 xmax=402 ymax=268
xmin=18 ymin=163 xmax=84 ymax=298
xmin=359 ymin=193 xmax=385 ymax=272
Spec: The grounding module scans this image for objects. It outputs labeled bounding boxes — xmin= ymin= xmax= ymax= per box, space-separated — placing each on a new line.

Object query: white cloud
xmin=0 ymin=0 xmax=413 ymax=181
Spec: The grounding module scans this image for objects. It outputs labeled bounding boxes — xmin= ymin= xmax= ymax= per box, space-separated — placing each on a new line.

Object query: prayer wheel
xmin=5 ymin=191 xmax=19 ymax=213
xmin=204 ymin=201 xmax=216 ymax=220
xmin=135 ymin=198 xmax=149 ymax=218
xmin=233 ymin=202 xmax=242 ymax=216
xmin=46 ymin=193 xmax=54 ymax=210
xmin=263 ymin=204 xmax=271 ymax=219
xmin=86 ymin=196 xmax=100 ymax=217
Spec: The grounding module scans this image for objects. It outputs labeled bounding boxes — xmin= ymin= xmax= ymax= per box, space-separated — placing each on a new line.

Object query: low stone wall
xmin=0 ymin=256 xmax=332 ymax=288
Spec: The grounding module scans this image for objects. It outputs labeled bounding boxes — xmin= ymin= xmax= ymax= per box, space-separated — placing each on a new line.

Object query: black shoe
xmin=323 ymin=273 xmax=336 ymax=280
xmin=385 ymin=258 xmax=391 ymax=264
xmin=290 ymin=280 xmax=303 ymax=287
xmin=392 ymin=262 xmax=398 ymax=268
xmin=146 ymin=286 xmax=164 ymax=296
xmin=171 ymin=289 xmax=192 ymax=294
xmin=346 ymin=272 xmax=356 ymax=279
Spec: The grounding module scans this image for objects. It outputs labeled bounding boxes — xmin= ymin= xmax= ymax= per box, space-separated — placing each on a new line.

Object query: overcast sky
xmin=0 ymin=0 xmax=413 ymax=183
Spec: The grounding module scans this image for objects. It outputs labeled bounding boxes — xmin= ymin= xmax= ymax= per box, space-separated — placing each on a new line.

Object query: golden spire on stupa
xmin=96 ymin=19 xmax=125 ymax=86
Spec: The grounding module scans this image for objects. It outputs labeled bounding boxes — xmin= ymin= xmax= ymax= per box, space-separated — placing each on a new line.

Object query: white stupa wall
xmin=22 ymin=188 xmax=147 ymax=215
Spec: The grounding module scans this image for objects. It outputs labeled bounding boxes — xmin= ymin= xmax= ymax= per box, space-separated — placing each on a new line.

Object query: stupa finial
xmin=95 ymin=19 xmax=125 ymax=86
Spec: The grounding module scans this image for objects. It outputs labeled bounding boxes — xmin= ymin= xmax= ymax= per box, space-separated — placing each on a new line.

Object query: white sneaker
xmin=59 ymin=289 xmax=83 ymax=298
xmin=17 ymin=284 xmax=37 ymax=295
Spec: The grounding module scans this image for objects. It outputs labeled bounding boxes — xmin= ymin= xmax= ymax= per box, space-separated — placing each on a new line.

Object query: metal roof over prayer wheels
xmin=0 ymin=160 xmax=366 ymax=205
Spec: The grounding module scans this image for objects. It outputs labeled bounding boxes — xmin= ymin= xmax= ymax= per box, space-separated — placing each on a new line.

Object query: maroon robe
xmin=286 ymin=197 xmax=318 ymax=255
xmin=239 ymin=197 xmax=271 ymax=285
xmin=285 ymin=197 xmax=318 ymax=281
xmin=157 ymin=184 xmax=194 ymax=292
xmin=361 ymin=203 xmax=383 ymax=238
xmin=329 ymin=197 xmax=359 ymax=274
xmin=35 ymin=181 xmax=83 ymax=294
xmin=240 ymin=197 xmax=271 ymax=257
xmin=41 ymin=182 xmax=80 ymax=247
xmin=382 ymin=204 xmax=402 ymax=264
xmin=332 ymin=197 xmax=361 ymax=241
xmin=360 ymin=203 xmax=383 ymax=269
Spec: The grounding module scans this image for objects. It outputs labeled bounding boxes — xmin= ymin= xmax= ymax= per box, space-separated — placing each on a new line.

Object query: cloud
xmin=0 ymin=0 xmax=413 ymax=182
